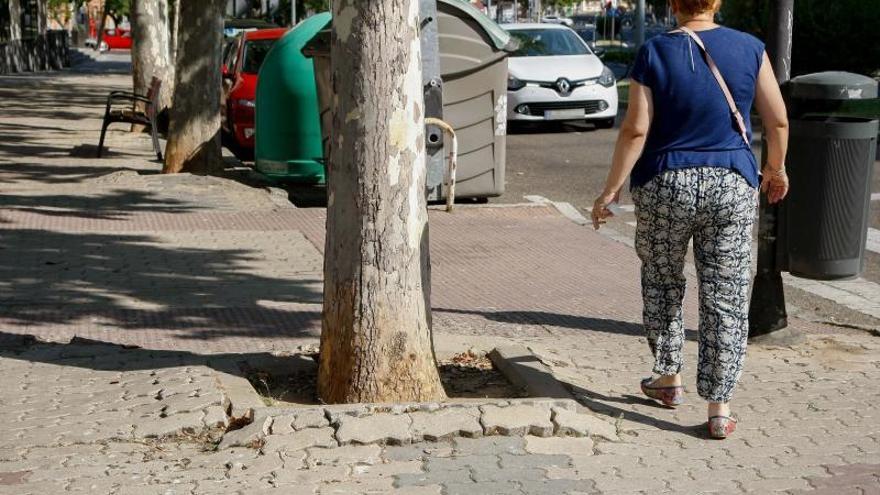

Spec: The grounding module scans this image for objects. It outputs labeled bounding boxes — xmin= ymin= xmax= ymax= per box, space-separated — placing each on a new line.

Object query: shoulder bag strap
xmin=675 ymin=26 xmax=751 ymax=146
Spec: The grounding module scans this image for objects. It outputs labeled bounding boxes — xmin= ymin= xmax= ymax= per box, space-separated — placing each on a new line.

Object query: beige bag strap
xmin=675 ymin=26 xmax=750 ymax=146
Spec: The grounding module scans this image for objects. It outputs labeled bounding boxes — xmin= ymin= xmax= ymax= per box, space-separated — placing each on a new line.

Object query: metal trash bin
xmin=302 ymin=0 xmax=516 ymax=199
xmin=782 ymin=71 xmax=879 ymax=280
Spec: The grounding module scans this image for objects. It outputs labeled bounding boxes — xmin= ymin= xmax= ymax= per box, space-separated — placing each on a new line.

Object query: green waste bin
xmin=781 ymin=71 xmax=879 ymax=280
xmin=254 ymin=13 xmax=331 ymax=183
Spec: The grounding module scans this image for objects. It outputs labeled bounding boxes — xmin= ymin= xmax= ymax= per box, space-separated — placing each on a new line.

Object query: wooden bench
xmin=97 ymin=76 xmax=163 ymax=161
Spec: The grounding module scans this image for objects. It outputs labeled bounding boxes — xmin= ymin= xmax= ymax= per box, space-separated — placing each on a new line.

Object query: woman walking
xmin=591 ymin=0 xmax=790 ymax=439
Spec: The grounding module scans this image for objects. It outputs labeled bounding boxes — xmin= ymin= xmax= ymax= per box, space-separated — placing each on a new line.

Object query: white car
xmin=541 ymin=15 xmax=574 ymax=27
xmin=503 ymin=23 xmax=618 ymax=129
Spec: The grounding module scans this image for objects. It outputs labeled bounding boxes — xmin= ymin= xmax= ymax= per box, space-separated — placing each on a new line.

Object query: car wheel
xmin=593 ymin=118 xmax=615 ymax=129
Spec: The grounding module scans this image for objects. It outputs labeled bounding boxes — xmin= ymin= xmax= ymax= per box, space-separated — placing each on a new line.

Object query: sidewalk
xmin=0 ymin=53 xmax=878 ymax=494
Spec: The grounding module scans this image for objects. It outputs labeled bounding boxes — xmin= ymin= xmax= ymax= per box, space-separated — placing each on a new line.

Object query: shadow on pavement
xmin=0 ymin=229 xmax=322 ymax=340
xmin=0 ymin=189 xmax=201 ymax=219
xmin=435 ymin=308 xmax=698 ymax=341
xmin=562 ymin=380 xmax=709 ymax=440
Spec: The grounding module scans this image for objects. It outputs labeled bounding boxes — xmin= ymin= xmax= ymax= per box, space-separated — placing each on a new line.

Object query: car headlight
xmin=508 ymin=76 xmax=526 ymax=91
xmin=236 ymin=99 xmax=256 ymax=108
xmin=598 ymin=66 xmax=615 ymax=88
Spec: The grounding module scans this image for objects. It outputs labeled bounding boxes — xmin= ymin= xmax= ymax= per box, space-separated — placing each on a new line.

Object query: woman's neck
xmin=675 ymin=12 xmax=718 ymax=30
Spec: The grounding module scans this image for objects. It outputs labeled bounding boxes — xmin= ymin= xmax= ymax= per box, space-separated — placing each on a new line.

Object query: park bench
xmin=97 ymin=76 xmax=163 ymax=161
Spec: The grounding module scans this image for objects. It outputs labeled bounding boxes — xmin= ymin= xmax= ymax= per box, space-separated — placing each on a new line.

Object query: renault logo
xmin=555 ymin=78 xmax=572 ymax=95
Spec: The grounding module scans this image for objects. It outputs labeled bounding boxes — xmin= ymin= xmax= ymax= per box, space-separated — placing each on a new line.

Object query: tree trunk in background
xmin=162 ymin=0 xmax=224 ymax=174
xmin=318 ymin=0 xmax=446 ymax=404
xmin=131 ymin=0 xmax=173 ymax=132
xmin=169 ymin=0 xmax=180 ymax=63
xmin=95 ymin=3 xmax=108 ymax=50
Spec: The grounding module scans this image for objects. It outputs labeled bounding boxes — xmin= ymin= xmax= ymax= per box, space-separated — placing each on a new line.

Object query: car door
xmin=221 ymin=36 xmax=242 ymax=133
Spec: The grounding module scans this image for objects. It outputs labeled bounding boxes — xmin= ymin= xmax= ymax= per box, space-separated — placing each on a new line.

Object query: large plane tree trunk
xmin=317 ymin=0 xmax=446 ymax=404
xmin=162 ymin=0 xmax=224 ymax=174
xmin=131 ymin=0 xmax=173 ymax=132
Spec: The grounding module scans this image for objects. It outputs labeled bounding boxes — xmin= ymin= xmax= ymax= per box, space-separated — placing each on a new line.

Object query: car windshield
xmin=509 ymin=29 xmax=590 ymax=57
xmin=241 ymin=38 xmax=277 ymax=74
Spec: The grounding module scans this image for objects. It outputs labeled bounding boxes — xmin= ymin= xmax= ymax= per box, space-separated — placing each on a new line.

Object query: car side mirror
xmin=593 ymin=47 xmax=606 ymax=59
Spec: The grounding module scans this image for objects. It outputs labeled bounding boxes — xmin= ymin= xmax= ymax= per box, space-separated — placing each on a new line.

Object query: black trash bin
xmin=782 ymin=72 xmax=879 ymax=280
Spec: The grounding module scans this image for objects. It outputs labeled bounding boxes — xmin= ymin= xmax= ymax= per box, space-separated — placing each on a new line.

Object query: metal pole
xmin=748 ymin=0 xmax=794 ymax=339
xmin=291 ymin=0 xmax=296 ymax=25
xmin=635 ymin=0 xmax=645 ymax=50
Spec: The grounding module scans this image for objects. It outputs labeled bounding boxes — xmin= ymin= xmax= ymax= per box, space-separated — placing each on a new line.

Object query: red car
xmin=221 ymin=28 xmax=287 ymax=156
xmin=102 ymin=27 xmax=132 ymax=50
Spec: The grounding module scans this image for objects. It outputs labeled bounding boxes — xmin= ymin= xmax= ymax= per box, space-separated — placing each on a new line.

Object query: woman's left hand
xmin=592 ymin=189 xmax=620 ymax=230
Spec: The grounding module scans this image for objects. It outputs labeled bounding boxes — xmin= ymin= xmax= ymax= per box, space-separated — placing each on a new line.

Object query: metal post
xmin=635 ymin=0 xmax=645 ymax=50
xmin=748 ymin=0 xmax=794 ymax=339
xmin=291 ymin=0 xmax=296 ymax=25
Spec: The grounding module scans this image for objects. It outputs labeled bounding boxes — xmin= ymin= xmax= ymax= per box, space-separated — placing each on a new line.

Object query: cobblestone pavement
xmin=0 ymin=53 xmax=879 ymax=494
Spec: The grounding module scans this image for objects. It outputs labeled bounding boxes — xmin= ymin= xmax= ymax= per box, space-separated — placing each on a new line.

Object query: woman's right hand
xmin=761 ymin=168 xmax=789 ymax=204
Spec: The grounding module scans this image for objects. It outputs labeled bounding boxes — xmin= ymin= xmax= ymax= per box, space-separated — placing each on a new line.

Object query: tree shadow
xmin=0 ymin=229 xmax=322 ymax=341
xmin=0 ymin=188 xmax=203 ymax=219
xmin=435 ymin=308 xmax=698 ymax=341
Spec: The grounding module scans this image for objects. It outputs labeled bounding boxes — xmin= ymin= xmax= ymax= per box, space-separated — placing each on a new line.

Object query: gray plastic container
xmin=303 ymin=0 xmax=516 ymax=200
xmin=782 ymin=72 xmax=879 ymax=280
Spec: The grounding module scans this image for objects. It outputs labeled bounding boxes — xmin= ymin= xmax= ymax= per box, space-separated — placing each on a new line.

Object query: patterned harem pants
xmin=632 ymin=167 xmax=757 ymax=403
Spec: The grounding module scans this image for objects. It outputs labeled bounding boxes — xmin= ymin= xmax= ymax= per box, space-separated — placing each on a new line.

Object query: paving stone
xmin=499 ymin=453 xmax=571 ymax=470
xmin=202 ymin=405 xmax=228 ymax=429
xmin=294 ymin=409 xmax=330 ymax=430
xmin=383 ymin=443 xmax=453 ymax=462
xmin=453 ymin=437 xmax=526 ymax=456
xmin=518 ymin=478 xmax=598 ymax=495
xmin=261 ymin=427 xmax=337 ymax=456
xmin=443 ymin=481 xmax=522 ymax=495
xmin=134 ymin=410 xmax=205 ymax=438
xmin=318 ymin=477 xmax=396 ymax=494
xmin=351 ymin=460 xmax=422 ymax=479
xmin=269 ymin=414 xmax=297 ymax=435
xmin=525 ymin=436 xmax=594 ymax=456
xmin=471 ymin=465 xmax=545 ymax=483
xmin=552 ymin=408 xmax=619 ymax=442
xmin=394 ymin=469 xmax=473 ymax=487
xmin=336 ymin=413 xmax=412 ymax=446
xmin=480 ymin=404 xmax=554 ymax=437
xmin=426 ymin=455 xmax=498 ymax=473
xmin=410 ymin=407 xmax=482 ymax=442
xmin=306 ymin=445 xmax=383 ymax=468
xmin=218 ymin=417 xmax=272 ymax=449
xmin=273 ymin=464 xmax=350 ymax=484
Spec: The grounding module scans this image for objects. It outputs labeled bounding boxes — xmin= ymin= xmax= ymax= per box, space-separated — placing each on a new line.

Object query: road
xmin=496 ymin=121 xmax=880 ymax=333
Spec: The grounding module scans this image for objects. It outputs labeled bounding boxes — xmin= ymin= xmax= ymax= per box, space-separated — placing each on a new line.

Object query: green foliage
xmin=721 ymin=0 xmax=880 ymax=77
xmin=601 ymin=47 xmax=636 ymax=65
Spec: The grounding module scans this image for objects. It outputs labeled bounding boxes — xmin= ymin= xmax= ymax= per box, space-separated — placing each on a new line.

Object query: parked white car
xmin=503 ymin=23 xmax=618 ymax=129
xmin=541 ymin=15 xmax=574 ymax=27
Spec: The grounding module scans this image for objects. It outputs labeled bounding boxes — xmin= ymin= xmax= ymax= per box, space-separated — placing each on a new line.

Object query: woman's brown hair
xmin=672 ymin=0 xmax=722 ymax=16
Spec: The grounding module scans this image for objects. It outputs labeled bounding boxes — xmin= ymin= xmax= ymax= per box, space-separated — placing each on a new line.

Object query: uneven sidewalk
xmin=0 ymin=56 xmax=879 ymax=494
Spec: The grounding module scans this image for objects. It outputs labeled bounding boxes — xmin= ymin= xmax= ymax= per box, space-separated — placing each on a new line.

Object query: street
xmin=499 ymin=121 xmax=880 ymax=332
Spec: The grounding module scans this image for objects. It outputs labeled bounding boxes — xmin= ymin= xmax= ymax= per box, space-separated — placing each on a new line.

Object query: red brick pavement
xmin=0 ymin=202 xmax=833 ymax=353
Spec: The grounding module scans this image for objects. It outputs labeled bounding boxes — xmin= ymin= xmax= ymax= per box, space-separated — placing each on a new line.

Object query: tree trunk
xmin=169 ymin=0 xmax=180 ymax=63
xmin=95 ymin=3 xmax=108 ymax=50
xmin=131 ymin=0 xmax=173 ymax=132
xmin=318 ymin=0 xmax=446 ymax=404
xmin=162 ymin=0 xmax=224 ymax=174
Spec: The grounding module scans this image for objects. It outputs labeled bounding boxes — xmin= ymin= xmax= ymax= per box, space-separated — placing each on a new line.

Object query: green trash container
xmin=781 ymin=72 xmax=879 ymax=280
xmin=254 ymin=13 xmax=331 ymax=183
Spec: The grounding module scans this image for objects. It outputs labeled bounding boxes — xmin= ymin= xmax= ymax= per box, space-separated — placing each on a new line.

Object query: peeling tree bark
xmin=318 ymin=0 xmax=446 ymax=404
xmin=131 ymin=0 xmax=173 ymax=132
xmin=162 ymin=0 xmax=224 ymax=174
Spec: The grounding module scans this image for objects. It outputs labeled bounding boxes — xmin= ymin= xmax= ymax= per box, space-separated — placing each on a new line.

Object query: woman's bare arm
xmin=592 ymin=81 xmax=653 ymax=229
xmin=753 ymin=51 xmax=790 ymax=203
